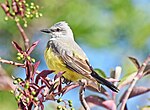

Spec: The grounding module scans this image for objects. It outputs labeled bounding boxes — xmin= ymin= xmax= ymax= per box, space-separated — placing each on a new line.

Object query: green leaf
xmin=118 ymin=71 xmax=137 ymax=89
xmin=94 ymin=68 xmax=106 ymax=78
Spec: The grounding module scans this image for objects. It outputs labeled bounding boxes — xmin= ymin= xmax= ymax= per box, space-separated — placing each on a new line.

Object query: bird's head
xmin=40 ymin=21 xmax=74 ymax=40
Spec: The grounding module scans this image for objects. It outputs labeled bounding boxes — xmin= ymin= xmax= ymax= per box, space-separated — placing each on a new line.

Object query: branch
xmin=0 ymin=58 xmax=24 ymax=67
xmin=79 ymin=80 xmax=90 ymax=110
xmin=120 ymin=55 xmax=150 ymax=110
xmin=16 ymin=21 xmax=29 ymax=50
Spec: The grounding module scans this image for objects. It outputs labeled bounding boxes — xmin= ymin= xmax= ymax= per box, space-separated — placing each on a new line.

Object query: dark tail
xmin=91 ymin=70 xmax=119 ymax=92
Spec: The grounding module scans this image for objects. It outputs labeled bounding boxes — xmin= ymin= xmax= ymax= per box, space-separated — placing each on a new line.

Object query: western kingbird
xmin=41 ymin=21 xmax=119 ymax=92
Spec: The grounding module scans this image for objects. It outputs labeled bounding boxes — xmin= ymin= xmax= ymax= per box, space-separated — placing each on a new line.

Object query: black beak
xmin=40 ymin=29 xmax=51 ymax=33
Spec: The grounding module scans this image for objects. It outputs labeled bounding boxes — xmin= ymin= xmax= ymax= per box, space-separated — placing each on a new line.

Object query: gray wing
xmin=48 ymin=39 xmax=120 ymax=92
xmin=48 ymin=39 xmax=92 ymax=76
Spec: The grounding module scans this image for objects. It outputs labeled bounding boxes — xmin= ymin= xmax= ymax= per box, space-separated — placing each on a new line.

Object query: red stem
xmin=16 ymin=21 xmax=29 ymax=50
xmin=120 ymin=55 xmax=150 ymax=110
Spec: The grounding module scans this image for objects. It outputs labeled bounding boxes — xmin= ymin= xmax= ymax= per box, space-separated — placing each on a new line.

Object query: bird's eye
xmin=56 ymin=28 xmax=60 ymax=32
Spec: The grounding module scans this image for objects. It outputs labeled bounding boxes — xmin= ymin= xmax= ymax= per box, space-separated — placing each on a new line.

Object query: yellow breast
xmin=44 ymin=48 xmax=83 ymax=81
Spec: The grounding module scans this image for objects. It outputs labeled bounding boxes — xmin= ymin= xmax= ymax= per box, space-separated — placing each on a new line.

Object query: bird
xmin=41 ymin=21 xmax=119 ymax=92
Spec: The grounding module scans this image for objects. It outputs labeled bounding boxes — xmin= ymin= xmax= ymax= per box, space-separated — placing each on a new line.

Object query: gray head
xmin=41 ymin=21 xmax=74 ymax=40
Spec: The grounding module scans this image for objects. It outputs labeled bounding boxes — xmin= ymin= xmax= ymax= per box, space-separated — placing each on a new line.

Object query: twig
xmin=16 ymin=21 xmax=29 ymax=50
xmin=0 ymin=3 xmax=13 ymax=19
xmin=0 ymin=2 xmax=29 ymax=50
xmin=120 ymin=55 xmax=150 ymax=110
xmin=79 ymin=80 xmax=90 ymax=110
xmin=0 ymin=58 xmax=24 ymax=67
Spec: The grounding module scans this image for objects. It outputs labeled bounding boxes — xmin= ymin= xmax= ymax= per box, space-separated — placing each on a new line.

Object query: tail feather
xmin=91 ymin=71 xmax=119 ymax=92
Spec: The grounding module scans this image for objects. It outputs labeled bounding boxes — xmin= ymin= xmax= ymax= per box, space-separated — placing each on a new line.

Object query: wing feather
xmin=50 ymin=39 xmax=92 ymax=77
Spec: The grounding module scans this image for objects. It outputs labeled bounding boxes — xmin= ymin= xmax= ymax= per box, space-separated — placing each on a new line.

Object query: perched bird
xmin=41 ymin=21 xmax=119 ymax=92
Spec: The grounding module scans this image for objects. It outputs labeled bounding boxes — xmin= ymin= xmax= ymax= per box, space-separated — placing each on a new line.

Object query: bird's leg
xmin=78 ymin=79 xmax=90 ymax=110
xmin=78 ymin=79 xmax=87 ymax=89
xmin=62 ymin=76 xmax=72 ymax=85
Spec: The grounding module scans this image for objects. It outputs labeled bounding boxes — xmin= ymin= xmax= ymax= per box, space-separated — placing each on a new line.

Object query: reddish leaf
xmin=31 ymin=61 xmax=41 ymax=80
xmin=54 ymin=72 xmax=64 ymax=80
xmin=129 ymin=87 xmax=150 ymax=98
xmin=86 ymin=81 xmax=102 ymax=93
xmin=61 ymin=83 xmax=79 ymax=96
xmin=128 ymin=56 xmax=140 ymax=69
xmin=12 ymin=41 xmax=23 ymax=53
xmin=120 ymin=86 xmax=150 ymax=103
xmin=46 ymin=93 xmax=56 ymax=100
xmin=102 ymin=100 xmax=117 ymax=110
xmin=35 ymin=70 xmax=54 ymax=84
xmin=85 ymin=95 xmax=116 ymax=110
xmin=25 ymin=61 xmax=34 ymax=80
xmin=86 ymin=82 xmax=100 ymax=93
xmin=26 ymin=41 xmax=39 ymax=55
xmin=85 ymin=95 xmax=105 ymax=105
xmin=85 ymin=81 xmax=110 ymax=98
xmin=25 ymin=61 xmax=32 ymax=80
xmin=144 ymin=64 xmax=150 ymax=76
xmin=33 ymin=61 xmax=40 ymax=74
